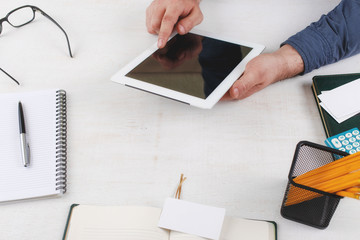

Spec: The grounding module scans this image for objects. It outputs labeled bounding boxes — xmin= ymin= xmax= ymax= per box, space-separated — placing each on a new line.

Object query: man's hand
xmin=223 ymin=44 xmax=305 ymax=100
xmin=146 ymin=0 xmax=203 ymax=49
xmin=152 ymin=34 xmax=203 ymax=69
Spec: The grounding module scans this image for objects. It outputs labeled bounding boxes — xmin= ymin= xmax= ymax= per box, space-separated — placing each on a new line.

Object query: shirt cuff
xmin=281 ymin=26 xmax=332 ymax=74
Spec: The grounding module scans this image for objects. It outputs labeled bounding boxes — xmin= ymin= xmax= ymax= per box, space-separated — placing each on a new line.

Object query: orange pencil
xmin=297 ymin=165 xmax=360 ymax=186
xmin=343 ymin=187 xmax=360 ymax=193
xmin=285 ymin=151 xmax=360 ymax=206
xmin=336 ymin=191 xmax=360 ymax=199
xmin=295 ymin=156 xmax=360 ymax=181
xmin=316 ymin=179 xmax=360 ymax=193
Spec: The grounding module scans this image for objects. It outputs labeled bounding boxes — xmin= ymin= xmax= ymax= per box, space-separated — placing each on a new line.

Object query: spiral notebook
xmin=0 ymin=89 xmax=67 ymax=202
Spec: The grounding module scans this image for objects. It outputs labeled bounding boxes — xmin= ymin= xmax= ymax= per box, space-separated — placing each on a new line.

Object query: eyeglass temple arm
xmin=0 ymin=68 xmax=20 ymax=85
xmin=34 ymin=7 xmax=73 ymax=58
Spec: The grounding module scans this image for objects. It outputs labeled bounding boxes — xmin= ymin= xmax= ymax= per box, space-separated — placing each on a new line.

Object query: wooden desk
xmin=0 ymin=0 xmax=359 ymax=239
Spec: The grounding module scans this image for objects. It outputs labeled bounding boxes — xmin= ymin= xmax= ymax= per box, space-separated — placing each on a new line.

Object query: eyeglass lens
xmin=7 ymin=7 xmax=34 ymax=27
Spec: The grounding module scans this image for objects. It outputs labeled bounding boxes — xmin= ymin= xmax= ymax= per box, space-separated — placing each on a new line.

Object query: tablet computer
xmin=111 ymin=29 xmax=264 ymax=109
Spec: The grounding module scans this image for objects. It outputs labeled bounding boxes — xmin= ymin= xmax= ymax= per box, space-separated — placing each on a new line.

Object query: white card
xmin=158 ymin=198 xmax=226 ymax=240
xmin=319 ymin=91 xmax=359 ymax=123
xmin=318 ymin=79 xmax=360 ymax=119
xmin=320 ymin=102 xmax=360 ymax=123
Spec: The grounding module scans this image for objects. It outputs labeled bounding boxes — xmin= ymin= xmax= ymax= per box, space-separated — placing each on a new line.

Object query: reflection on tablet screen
xmin=126 ymin=33 xmax=252 ymax=99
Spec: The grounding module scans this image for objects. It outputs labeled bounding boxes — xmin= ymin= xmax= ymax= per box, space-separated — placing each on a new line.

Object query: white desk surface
xmin=1 ymin=0 xmax=359 ymax=239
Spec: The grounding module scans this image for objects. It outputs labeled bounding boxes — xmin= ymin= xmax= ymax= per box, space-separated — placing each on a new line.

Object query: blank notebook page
xmin=0 ymin=90 xmax=59 ymax=202
xmin=66 ymin=205 xmax=169 ymax=240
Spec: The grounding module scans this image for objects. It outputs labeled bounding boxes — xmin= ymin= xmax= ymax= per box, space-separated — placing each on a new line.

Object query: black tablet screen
xmin=126 ymin=33 xmax=252 ymax=99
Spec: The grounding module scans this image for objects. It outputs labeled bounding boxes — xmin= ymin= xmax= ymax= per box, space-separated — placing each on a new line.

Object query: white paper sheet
xmin=320 ymin=102 xmax=360 ymax=123
xmin=158 ymin=198 xmax=226 ymax=240
xmin=318 ymin=79 xmax=360 ymax=120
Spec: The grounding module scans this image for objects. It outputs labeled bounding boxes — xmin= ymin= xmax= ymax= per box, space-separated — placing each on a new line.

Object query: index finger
xmin=157 ymin=7 xmax=181 ymax=48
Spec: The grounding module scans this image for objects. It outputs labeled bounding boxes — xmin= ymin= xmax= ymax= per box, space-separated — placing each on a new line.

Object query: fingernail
xmin=158 ymin=39 xmax=163 ymax=48
xmin=178 ymin=24 xmax=185 ymax=34
xmin=233 ymin=88 xmax=239 ymax=98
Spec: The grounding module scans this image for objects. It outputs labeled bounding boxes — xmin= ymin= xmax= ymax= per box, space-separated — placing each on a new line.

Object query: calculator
xmin=325 ymin=128 xmax=360 ymax=154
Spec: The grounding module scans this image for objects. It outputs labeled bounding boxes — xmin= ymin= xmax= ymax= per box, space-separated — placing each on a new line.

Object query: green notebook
xmin=312 ymin=73 xmax=360 ymax=137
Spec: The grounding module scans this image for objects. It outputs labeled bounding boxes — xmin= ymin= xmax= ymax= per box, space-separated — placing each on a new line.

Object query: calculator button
xmin=349 ymin=149 xmax=357 ymax=154
xmin=353 ymin=130 xmax=360 ymax=135
xmin=342 ymin=140 xmax=349 ymax=145
xmin=345 ymin=133 xmax=352 ymax=138
xmin=338 ymin=135 xmax=346 ymax=141
xmin=353 ymin=142 xmax=360 ymax=147
xmin=349 ymin=137 xmax=356 ymax=143
xmin=346 ymin=145 xmax=353 ymax=150
xmin=339 ymin=147 xmax=346 ymax=152
xmin=331 ymin=139 xmax=342 ymax=148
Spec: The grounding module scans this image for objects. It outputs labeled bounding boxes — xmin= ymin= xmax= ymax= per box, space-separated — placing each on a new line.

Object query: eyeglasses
xmin=0 ymin=5 xmax=73 ymax=85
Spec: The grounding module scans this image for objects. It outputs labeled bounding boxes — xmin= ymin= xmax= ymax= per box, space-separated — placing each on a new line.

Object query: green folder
xmin=312 ymin=73 xmax=360 ymax=137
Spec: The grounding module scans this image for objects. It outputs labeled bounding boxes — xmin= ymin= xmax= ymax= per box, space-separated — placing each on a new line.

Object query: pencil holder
xmin=280 ymin=141 xmax=349 ymax=229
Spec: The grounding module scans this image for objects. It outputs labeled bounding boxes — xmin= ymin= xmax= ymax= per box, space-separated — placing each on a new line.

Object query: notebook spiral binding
xmin=55 ymin=90 xmax=67 ymax=193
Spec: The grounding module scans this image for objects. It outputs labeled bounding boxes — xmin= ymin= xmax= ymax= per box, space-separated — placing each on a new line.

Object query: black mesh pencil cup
xmin=281 ymin=141 xmax=349 ymax=229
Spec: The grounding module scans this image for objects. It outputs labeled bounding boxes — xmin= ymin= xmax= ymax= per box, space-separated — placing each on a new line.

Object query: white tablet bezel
xmin=111 ymin=29 xmax=265 ymax=109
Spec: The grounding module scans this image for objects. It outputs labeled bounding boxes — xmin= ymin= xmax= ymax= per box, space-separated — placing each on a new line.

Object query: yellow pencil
xmin=295 ymin=157 xmax=360 ymax=181
xmin=285 ymin=151 xmax=360 ymax=206
xmin=343 ymin=187 xmax=360 ymax=193
xmin=294 ymin=152 xmax=360 ymax=181
xmin=286 ymin=179 xmax=360 ymax=206
xmin=316 ymin=179 xmax=360 ymax=193
xmin=297 ymin=164 xmax=360 ymax=186
xmin=336 ymin=191 xmax=360 ymax=199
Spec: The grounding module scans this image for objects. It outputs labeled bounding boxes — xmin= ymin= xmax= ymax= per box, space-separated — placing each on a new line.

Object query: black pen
xmin=18 ymin=102 xmax=30 ymax=167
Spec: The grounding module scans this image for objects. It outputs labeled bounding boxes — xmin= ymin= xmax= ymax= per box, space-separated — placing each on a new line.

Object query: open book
xmin=63 ymin=205 xmax=277 ymax=240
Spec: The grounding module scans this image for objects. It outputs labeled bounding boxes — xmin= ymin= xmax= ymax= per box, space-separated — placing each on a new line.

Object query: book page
xmin=65 ymin=205 xmax=169 ymax=240
xmin=219 ymin=217 xmax=275 ymax=240
xmin=170 ymin=231 xmax=208 ymax=240
xmin=170 ymin=217 xmax=275 ymax=240
xmin=0 ymin=90 xmax=59 ymax=202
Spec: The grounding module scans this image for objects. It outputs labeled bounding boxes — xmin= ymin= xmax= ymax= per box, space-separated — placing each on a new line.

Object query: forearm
xmin=282 ymin=0 xmax=360 ymax=74
xmin=274 ymin=44 xmax=304 ymax=80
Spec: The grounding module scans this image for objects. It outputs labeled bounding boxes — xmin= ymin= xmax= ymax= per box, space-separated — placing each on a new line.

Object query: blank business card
xmin=158 ymin=198 xmax=226 ymax=240
xmin=319 ymin=79 xmax=360 ymax=121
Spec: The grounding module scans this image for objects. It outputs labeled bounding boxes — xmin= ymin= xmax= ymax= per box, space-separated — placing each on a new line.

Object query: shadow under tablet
xmin=126 ymin=33 xmax=252 ymax=99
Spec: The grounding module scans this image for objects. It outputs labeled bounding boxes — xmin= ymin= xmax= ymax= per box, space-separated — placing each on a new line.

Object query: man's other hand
xmin=146 ymin=0 xmax=203 ymax=48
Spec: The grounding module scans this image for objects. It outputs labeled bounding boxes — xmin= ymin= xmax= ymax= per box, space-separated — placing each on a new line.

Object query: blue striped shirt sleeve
xmin=282 ymin=0 xmax=360 ymax=74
